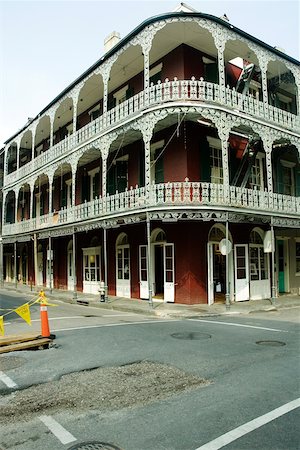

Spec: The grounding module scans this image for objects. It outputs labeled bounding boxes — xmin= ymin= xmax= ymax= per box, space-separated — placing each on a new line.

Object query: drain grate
xmin=256 ymin=340 xmax=286 ymax=347
xmin=68 ymin=442 xmax=122 ymax=450
xmin=171 ymin=332 xmax=212 ymax=340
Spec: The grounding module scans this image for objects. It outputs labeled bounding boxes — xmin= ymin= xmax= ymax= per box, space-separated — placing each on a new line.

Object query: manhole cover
xmin=0 ymin=356 xmax=25 ymax=371
xmin=68 ymin=443 xmax=122 ymax=450
xmin=256 ymin=340 xmax=286 ymax=347
xmin=171 ymin=332 xmax=212 ymax=340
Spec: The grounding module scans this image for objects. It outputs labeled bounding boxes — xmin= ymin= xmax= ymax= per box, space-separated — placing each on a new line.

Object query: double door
xmin=139 ymin=243 xmax=175 ymax=303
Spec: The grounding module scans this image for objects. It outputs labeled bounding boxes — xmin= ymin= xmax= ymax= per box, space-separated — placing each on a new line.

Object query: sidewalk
xmin=2 ymin=283 xmax=300 ymax=318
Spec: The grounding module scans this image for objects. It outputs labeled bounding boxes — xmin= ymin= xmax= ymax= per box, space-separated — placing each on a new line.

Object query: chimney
xmin=104 ymin=31 xmax=121 ymax=53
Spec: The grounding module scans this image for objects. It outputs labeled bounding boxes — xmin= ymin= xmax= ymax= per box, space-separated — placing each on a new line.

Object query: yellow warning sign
xmin=0 ymin=316 xmax=4 ymax=336
xmin=14 ymin=303 xmax=31 ymax=326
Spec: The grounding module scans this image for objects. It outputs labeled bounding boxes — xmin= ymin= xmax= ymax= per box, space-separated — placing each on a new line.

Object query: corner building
xmin=2 ymin=7 xmax=300 ymax=305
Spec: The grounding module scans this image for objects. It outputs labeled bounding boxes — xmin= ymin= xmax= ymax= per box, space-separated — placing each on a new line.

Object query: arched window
xmin=116 ymin=233 xmax=130 ymax=281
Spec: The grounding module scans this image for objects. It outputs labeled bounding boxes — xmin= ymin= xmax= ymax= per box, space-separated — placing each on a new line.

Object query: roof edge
xmin=5 ymin=10 xmax=299 ymax=145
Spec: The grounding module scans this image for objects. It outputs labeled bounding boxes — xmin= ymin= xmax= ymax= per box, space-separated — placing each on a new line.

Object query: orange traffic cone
xmin=40 ymin=302 xmax=51 ymax=338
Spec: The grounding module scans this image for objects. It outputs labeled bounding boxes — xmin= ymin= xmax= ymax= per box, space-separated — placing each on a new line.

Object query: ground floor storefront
xmin=2 ymin=220 xmax=300 ymax=305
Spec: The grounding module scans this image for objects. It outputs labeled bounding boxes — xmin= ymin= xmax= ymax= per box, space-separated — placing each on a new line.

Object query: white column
xmin=16 ymin=142 xmax=20 ymax=170
xmin=72 ymin=228 xmax=77 ymax=300
xmin=143 ymin=46 xmax=150 ymax=106
xmin=48 ymin=174 xmax=54 ymax=214
xmin=14 ymin=189 xmax=18 ymax=223
xmin=50 ymin=116 xmax=54 ymax=148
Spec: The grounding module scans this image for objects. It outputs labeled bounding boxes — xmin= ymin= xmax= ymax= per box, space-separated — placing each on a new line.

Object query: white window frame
xmin=281 ymin=160 xmax=295 ymax=196
xmin=149 ymin=63 xmax=163 ymax=78
xmin=88 ymin=167 xmax=101 ymax=201
xmin=207 ymin=136 xmax=223 ymax=184
xmin=113 ymin=85 xmax=128 ymax=105
xmin=150 ymin=140 xmax=164 ymax=183
xmin=250 ymin=152 xmax=265 ymax=190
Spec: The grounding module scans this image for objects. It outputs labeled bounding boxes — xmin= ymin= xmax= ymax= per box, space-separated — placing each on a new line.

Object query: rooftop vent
xmin=220 ymin=14 xmax=230 ymax=22
xmin=172 ymin=2 xmax=198 ymax=13
xmin=104 ymin=31 xmax=121 ymax=53
xmin=274 ymin=46 xmax=286 ymax=54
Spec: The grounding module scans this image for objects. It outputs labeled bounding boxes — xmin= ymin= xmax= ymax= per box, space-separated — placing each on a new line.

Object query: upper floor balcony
xmin=4 ymin=78 xmax=299 ymax=188
xmin=2 ymin=181 xmax=300 ymax=237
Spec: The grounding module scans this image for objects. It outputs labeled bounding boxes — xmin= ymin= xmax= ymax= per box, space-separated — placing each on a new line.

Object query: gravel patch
xmin=0 ymin=361 xmax=210 ymax=424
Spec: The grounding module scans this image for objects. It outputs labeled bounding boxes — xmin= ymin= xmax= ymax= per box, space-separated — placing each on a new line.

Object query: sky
xmin=0 ymin=0 xmax=299 ymax=148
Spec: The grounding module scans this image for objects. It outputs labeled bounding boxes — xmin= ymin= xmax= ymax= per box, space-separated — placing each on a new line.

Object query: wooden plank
xmin=0 ymin=338 xmax=52 ymax=354
xmin=0 ymin=333 xmax=40 ymax=347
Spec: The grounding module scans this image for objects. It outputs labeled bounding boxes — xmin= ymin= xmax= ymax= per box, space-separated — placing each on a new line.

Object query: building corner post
xmin=72 ymin=228 xmax=77 ymax=301
xmin=225 ymin=213 xmax=231 ymax=310
xmin=270 ymin=218 xmax=276 ymax=306
xmin=146 ymin=212 xmax=153 ymax=308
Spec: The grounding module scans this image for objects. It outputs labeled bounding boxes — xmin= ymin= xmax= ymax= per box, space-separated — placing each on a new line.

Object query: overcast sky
xmin=0 ymin=0 xmax=299 ymax=148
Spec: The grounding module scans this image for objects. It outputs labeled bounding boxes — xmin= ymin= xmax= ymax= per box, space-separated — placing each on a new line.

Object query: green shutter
xmin=276 ymin=161 xmax=284 ymax=194
xmin=94 ymin=172 xmax=100 ymax=198
xmin=81 ymin=173 xmax=90 ymax=202
xmin=107 ymin=166 xmax=116 ymax=195
xmin=205 ymin=63 xmax=218 ymax=83
xmin=139 ymin=151 xmax=145 ymax=187
xmin=295 ymin=166 xmax=300 ymax=197
xmin=126 ymin=87 xmax=134 ymax=99
xmin=200 ymin=139 xmax=210 ymax=182
xmin=108 ymin=96 xmax=116 ymax=111
xmin=116 ymin=161 xmax=128 ymax=193
xmin=155 ymin=149 xmax=164 ymax=183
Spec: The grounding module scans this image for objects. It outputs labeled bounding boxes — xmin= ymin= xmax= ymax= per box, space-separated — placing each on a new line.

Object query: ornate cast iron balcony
xmin=5 ymin=78 xmax=299 ymax=187
xmin=3 ymin=181 xmax=300 ymax=237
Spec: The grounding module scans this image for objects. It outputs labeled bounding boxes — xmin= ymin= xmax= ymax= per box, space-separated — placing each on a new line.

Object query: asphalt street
xmin=0 ymin=292 xmax=299 ymax=450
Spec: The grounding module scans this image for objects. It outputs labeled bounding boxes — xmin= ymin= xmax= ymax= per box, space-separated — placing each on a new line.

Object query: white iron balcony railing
xmin=5 ymin=78 xmax=299 ymax=187
xmin=2 ymin=182 xmax=300 ymax=237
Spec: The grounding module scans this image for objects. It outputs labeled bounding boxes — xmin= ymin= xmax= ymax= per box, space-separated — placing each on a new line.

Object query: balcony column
xmin=72 ymin=168 xmax=76 ymax=207
xmin=4 ymin=145 xmax=8 ymax=176
xmin=16 ymin=141 xmax=20 ymax=170
xmin=31 ymin=129 xmax=35 ymax=161
xmin=14 ymin=240 xmax=17 ymax=288
xmin=216 ymin=118 xmax=230 ymax=189
xmin=72 ymin=96 xmax=78 ymax=134
xmin=142 ymin=43 xmax=151 ymax=106
xmin=30 ymin=181 xmax=34 ymax=219
xmin=261 ymin=135 xmax=273 ymax=194
xmin=14 ymin=188 xmax=18 ymax=223
xmin=257 ymin=56 xmax=269 ymax=116
xmin=48 ymin=173 xmax=54 ymax=214
xmin=100 ymin=62 xmax=112 ymax=127
xmin=101 ymin=138 xmax=110 ymax=201
xmin=214 ymin=35 xmax=226 ymax=103
xmin=2 ymin=191 xmax=7 ymax=227
xmin=49 ymin=111 xmax=55 ymax=148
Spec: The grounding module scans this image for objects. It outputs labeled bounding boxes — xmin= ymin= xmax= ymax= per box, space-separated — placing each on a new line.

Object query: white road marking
xmin=39 ymin=415 xmax=77 ymax=445
xmin=0 ymin=371 xmax=17 ymax=388
xmin=195 ymin=397 xmax=300 ymax=450
xmin=52 ymin=319 xmax=178 ymax=332
xmin=188 ymin=318 xmax=287 ymax=332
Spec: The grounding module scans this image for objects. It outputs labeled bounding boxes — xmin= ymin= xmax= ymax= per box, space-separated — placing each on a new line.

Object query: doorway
xmin=67 ymin=240 xmax=74 ymax=291
xmin=277 ymin=239 xmax=289 ymax=293
xmin=207 ymin=224 xmax=233 ymax=305
xmin=154 ymin=245 xmax=164 ymax=297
